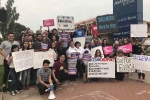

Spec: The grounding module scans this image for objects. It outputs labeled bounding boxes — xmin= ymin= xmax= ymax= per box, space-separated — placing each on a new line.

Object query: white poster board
xmin=133 ymin=55 xmax=150 ymax=71
xmin=12 ymin=50 xmax=34 ymax=72
xmin=116 ymin=57 xmax=135 ymax=72
xmin=130 ymin=24 xmax=148 ymax=37
xmin=57 ymin=16 xmax=74 ymax=32
xmin=143 ymin=38 xmax=150 ymax=45
xmin=33 ymin=51 xmax=54 ymax=69
xmin=73 ymin=37 xmax=85 ymax=47
xmin=88 ymin=60 xmax=115 ymax=78
xmin=91 ymin=46 xmax=104 ymax=58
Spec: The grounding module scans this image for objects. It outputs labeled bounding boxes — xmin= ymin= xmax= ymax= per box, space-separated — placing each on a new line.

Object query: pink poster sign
xmin=43 ymin=19 xmax=54 ymax=27
xmin=118 ymin=43 xmax=132 ymax=53
xmin=103 ymin=46 xmax=113 ymax=55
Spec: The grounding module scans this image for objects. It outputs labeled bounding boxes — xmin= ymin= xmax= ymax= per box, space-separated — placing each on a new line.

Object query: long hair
xmin=102 ymin=39 xmax=108 ymax=47
xmin=22 ymin=41 xmax=30 ymax=50
xmin=10 ymin=45 xmax=19 ymax=56
xmin=84 ymin=42 xmax=91 ymax=50
xmin=94 ymin=49 xmax=102 ymax=57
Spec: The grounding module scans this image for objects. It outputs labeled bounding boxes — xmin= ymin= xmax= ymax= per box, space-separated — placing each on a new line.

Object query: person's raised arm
xmin=0 ymin=42 xmax=7 ymax=59
xmin=141 ymin=37 xmax=147 ymax=45
xmin=130 ymin=37 xmax=134 ymax=44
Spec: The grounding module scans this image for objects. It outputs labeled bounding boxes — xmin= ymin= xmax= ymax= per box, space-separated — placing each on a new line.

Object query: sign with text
xmin=118 ymin=43 xmax=132 ymax=53
xmin=103 ymin=46 xmax=113 ymax=55
xmin=33 ymin=51 xmax=54 ymax=69
xmin=96 ymin=14 xmax=119 ymax=33
xmin=73 ymin=37 xmax=85 ymax=47
xmin=88 ymin=59 xmax=115 ymax=78
xmin=130 ymin=24 xmax=148 ymax=37
xmin=116 ymin=57 xmax=135 ymax=72
xmin=133 ymin=55 xmax=150 ymax=71
xmin=43 ymin=19 xmax=54 ymax=27
xmin=12 ymin=50 xmax=34 ymax=72
xmin=57 ymin=16 xmax=74 ymax=32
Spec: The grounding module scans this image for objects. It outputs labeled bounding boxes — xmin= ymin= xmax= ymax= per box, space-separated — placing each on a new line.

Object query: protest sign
xmin=33 ymin=51 xmax=54 ymax=69
xmin=88 ymin=59 xmax=115 ymax=78
xmin=82 ymin=54 xmax=91 ymax=61
xmin=41 ymin=43 xmax=48 ymax=50
xmin=73 ymin=37 xmax=85 ymax=47
xmin=133 ymin=55 xmax=150 ymax=71
xmin=70 ymin=52 xmax=79 ymax=58
xmin=43 ymin=19 xmax=54 ymax=27
xmin=118 ymin=43 xmax=132 ymax=53
xmin=61 ymin=33 xmax=69 ymax=41
xmin=96 ymin=14 xmax=119 ymax=33
xmin=68 ymin=61 xmax=77 ymax=75
xmin=57 ymin=16 xmax=74 ymax=32
xmin=130 ymin=24 xmax=148 ymax=37
xmin=103 ymin=46 xmax=113 ymax=55
xmin=91 ymin=46 xmax=104 ymax=58
xmin=12 ymin=50 xmax=34 ymax=72
xmin=116 ymin=57 xmax=135 ymax=72
xmin=143 ymin=38 xmax=150 ymax=45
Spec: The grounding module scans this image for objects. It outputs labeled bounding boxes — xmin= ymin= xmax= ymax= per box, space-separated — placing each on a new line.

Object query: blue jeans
xmin=22 ymin=69 xmax=30 ymax=85
xmin=10 ymin=68 xmax=20 ymax=91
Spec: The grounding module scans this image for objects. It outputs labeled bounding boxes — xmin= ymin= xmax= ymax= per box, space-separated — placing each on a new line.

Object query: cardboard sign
xmin=103 ymin=46 xmax=113 ymax=55
xmin=130 ymin=24 xmax=148 ymax=37
xmin=116 ymin=57 xmax=135 ymax=72
xmin=96 ymin=14 xmax=119 ymax=33
xmin=43 ymin=19 xmax=54 ymax=27
xmin=12 ymin=50 xmax=34 ymax=72
xmin=57 ymin=16 xmax=74 ymax=32
xmin=118 ymin=43 xmax=132 ymax=53
xmin=88 ymin=59 xmax=115 ymax=78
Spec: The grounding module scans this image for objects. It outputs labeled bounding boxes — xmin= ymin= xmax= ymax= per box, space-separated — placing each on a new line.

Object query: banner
xmin=88 ymin=59 xmax=115 ymax=78
xmin=43 ymin=19 xmax=54 ymax=27
xmin=96 ymin=14 xmax=119 ymax=33
xmin=103 ymin=46 xmax=113 ymax=55
xmin=116 ymin=57 xmax=135 ymax=72
xmin=91 ymin=46 xmax=104 ymax=58
xmin=57 ymin=16 xmax=74 ymax=32
xmin=33 ymin=51 xmax=54 ymax=69
xmin=82 ymin=54 xmax=91 ymax=61
xmin=133 ymin=55 xmax=150 ymax=71
xmin=118 ymin=43 xmax=132 ymax=53
xmin=12 ymin=50 xmax=34 ymax=72
xmin=130 ymin=24 xmax=148 ymax=37
xmin=73 ymin=37 xmax=85 ymax=47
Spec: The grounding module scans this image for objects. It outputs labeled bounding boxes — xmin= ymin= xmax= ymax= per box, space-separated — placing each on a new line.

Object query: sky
xmin=1 ymin=0 xmax=150 ymax=32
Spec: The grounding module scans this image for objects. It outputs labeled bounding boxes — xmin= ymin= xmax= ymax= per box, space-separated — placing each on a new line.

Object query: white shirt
xmin=66 ymin=47 xmax=78 ymax=62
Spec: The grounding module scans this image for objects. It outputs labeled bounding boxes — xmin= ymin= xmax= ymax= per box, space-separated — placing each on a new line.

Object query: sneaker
xmin=48 ymin=93 xmax=56 ymax=99
xmin=141 ymin=79 xmax=145 ymax=82
xmin=14 ymin=90 xmax=20 ymax=94
xmin=2 ymin=87 xmax=7 ymax=92
xmin=137 ymin=79 xmax=141 ymax=81
xmin=11 ymin=91 xmax=15 ymax=96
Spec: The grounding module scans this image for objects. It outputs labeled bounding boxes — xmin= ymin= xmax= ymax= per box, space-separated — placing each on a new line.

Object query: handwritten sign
xmin=12 ymin=50 xmax=34 ymax=72
xmin=130 ymin=24 xmax=148 ymax=37
xmin=118 ymin=43 xmax=132 ymax=53
xmin=73 ymin=37 xmax=85 ymax=47
xmin=43 ymin=19 xmax=54 ymax=27
xmin=57 ymin=16 xmax=74 ymax=32
xmin=133 ymin=55 xmax=150 ymax=71
xmin=88 ymin=59 xmax=115 ymax=78
xmin=116 ymin=57 xmax=135 ymax=72
xmin=103 ymin=46 xmax=113 ymax=55
xmin=33 ymin=51 xmax=54 ymax=69
xmin=91 ymin=46 xmax=104 ymax=58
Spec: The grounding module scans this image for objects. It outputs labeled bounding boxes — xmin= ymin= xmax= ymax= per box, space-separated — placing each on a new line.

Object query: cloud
xmin=1 ymin=0 xmax=150 ymax=32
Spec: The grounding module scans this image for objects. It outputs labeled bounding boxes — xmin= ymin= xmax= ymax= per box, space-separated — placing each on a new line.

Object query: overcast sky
xmin=1 ymin=0 xmax=150 ymax=32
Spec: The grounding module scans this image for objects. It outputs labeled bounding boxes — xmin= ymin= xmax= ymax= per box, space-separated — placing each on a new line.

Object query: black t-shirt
xmin=32 ymin=41 xmax=41 ymax=50
xmin=132 ymin=44 xmax=142 ymax=54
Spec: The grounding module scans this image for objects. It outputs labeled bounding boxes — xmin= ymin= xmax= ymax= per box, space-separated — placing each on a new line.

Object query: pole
xmin=0 ymin=0 xmax=1 ymax=9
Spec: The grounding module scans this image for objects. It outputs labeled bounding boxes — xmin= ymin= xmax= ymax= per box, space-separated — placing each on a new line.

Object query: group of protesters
xmin=0 ymin=21 xmax=149 ymax=100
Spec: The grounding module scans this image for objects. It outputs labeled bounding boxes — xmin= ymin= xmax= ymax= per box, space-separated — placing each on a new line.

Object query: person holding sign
xmin=36 ymin=60 xmax=56 ymax=99
xmin=59 ymin=32 xmax=71 ymax=48
xmin=21 ymin=41 xmax=31 ymax=90
xmin=137 ymin=50 xmax=145 ymax=82
xmin=84 ymin=42 xmax=91 ymax=54
xmin=52 ymin=54 xmax=68 ymax=87
xmin=116 ymin=50 xmax=125 ymax=81
xmin=41 ymin=34 xmax=49 ymax=51
xmin=66 ymin=41 xmax=79 ymax=81
xmin=7 ymin=45 xmax=20 ymax=96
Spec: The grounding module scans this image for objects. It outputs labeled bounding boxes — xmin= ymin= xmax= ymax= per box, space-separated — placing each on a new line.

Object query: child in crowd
xmin=137 ymin=49 xmax=145 ymax=82
xmin=7 ymin=45 xmax=20 ymax=96
xmin=36 ymin=60 xmax=55 ymax=99
xmin=21 ymin=41 xmax=31 ymax=90
xmin=82 ymin=50 xmax=91 ymax=83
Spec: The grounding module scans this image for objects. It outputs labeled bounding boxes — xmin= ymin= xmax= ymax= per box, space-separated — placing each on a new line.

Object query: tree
xmin=0 ymin=0 xmax=19 ymax=39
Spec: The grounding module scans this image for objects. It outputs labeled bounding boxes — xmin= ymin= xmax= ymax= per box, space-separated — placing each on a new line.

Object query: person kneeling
xmin=36 ymin=60 xmax=56 ymax=100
